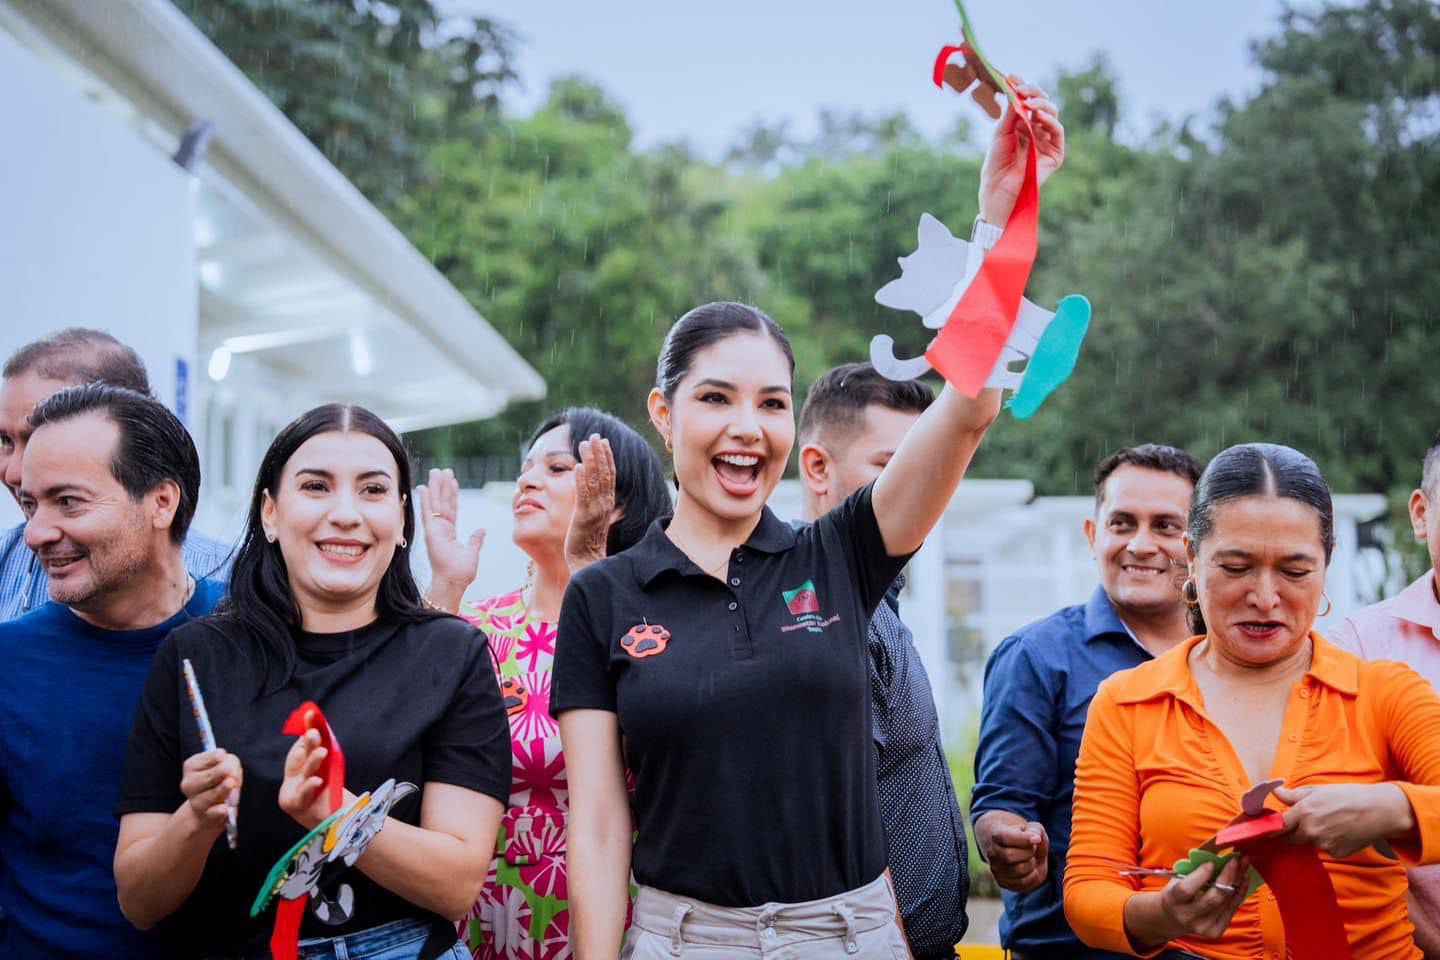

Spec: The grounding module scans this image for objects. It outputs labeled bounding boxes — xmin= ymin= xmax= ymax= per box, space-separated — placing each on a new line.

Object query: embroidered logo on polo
xmin=621 ymin=622 xmax=671 ymax=658
xmin=781 ymin=580 xmax=841 ymax=633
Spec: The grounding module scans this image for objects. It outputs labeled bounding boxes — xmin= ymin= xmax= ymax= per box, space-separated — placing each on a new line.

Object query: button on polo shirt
xmin=553 ymin=483 xmax=912 ymax=907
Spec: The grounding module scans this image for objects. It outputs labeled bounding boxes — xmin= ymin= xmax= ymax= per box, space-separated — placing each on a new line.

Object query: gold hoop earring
xmin=1181 ymin=578 xmax=1200 ymax=607
xmin=1319 ymin=593 xmax=1332 ymax=618
xmin=664 ymin=437 xmax=673 ymax=454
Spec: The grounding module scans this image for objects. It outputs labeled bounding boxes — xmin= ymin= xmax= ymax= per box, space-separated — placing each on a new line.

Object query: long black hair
xmin=217 ymin=403 xmax=441 ymax=684
xmin=1186 ymin=442 xmax=1334 ymax=634
xmin=526 ymin=407 xmax=672 ymax=554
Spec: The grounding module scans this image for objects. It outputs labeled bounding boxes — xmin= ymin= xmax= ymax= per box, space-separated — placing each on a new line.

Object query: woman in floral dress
xmin=419 ymin=408 xmax=670 ymax=960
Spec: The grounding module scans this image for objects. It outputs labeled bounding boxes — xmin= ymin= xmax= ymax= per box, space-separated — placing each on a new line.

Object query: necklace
xmin=666 ymin=526 xmax=732 ymax=580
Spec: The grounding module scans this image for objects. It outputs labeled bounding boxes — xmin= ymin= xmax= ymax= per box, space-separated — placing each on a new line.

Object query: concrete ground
xmin=961 ymin=897 xmax=1004 ymax=946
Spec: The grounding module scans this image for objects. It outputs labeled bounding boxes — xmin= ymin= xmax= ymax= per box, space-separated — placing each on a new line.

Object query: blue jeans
xmin=295 ymin=918 xmax=466 ymax=960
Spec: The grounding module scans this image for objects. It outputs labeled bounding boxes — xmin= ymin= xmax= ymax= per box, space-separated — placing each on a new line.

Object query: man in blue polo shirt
xmin=971 ymin=444 xmax=1202 ymax=960
xmin=0 ymin=383 xmax=225 ymax=958
xmin=0 ymin=329 xmax=230 ymax=621
xmin=797 ymin=362 xmax=969 ymax=960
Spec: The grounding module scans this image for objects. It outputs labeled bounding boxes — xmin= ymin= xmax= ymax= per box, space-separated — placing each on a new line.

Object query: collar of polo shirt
xmin=628 ymin=507 xmax=798 ymax=588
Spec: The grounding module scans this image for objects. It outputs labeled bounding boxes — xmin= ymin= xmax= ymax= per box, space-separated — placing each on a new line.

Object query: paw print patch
xmin=621 ymin=622 xmax=671 ymax=659
xmin=500 ymin=677 xmax=529 ymax=717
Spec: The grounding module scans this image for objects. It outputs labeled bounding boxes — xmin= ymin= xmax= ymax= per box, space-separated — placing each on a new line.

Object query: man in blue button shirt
xmin=971 ymin=444 xmax=1203 ymax=960
xmin=798 ymin=363 xmax=969 ymax=960
xmin=0 ymin=329 xmax=230 ymax=621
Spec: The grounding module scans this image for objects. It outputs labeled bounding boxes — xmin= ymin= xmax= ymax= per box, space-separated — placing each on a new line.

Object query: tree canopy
xmin=181 ymin=0 xmax=1440 ymax=539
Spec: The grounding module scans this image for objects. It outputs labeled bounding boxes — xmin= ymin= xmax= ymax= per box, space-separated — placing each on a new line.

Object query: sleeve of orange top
xmin=1063 ymin=679 xmax=1158 ymax=958
xmin=1373 ymin=661 xmax=1440 ymax=864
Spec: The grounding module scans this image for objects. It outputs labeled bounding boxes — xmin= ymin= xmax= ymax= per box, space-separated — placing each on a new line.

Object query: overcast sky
xmin=446 ymin=0 xmax=1321 ymax=156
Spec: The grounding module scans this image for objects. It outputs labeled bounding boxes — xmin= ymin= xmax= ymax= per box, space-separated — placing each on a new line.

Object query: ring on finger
xmin=1212 ymin=881 xmax=1237 ymax=893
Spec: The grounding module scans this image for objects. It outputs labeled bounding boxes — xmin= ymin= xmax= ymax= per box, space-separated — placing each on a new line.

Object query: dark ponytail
xmin=656 ymin=301 xmax=795 ymax=400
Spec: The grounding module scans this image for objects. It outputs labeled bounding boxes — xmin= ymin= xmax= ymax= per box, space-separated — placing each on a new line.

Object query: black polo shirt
xmin=552 ymin=482 xmax=911 ymax=907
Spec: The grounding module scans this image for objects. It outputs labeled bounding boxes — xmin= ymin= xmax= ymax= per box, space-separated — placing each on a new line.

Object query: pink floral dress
xmin=458 ymin=589 xmax=571 ymax=959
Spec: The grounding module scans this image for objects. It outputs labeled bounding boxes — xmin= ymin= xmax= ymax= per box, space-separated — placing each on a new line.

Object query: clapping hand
xmin=417 ymin=467 xmax=485 ymax=613
xmin=565 ymin=435 xmax=619 ymax=574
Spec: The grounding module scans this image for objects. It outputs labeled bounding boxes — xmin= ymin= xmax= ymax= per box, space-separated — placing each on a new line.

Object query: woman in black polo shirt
xmin=557 ymin=81 xmax=1064 ymax=957
xmin=553 ymin=305 xmax=1000 ymax=958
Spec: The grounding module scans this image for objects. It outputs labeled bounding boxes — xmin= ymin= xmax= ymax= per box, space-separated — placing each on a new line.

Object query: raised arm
xmin=872 ymin=81 xmax=1063 ymax=556
xmin=418 ymin=467 xmax=486 ymax=613
xmin=560 ymin=709 xmax=633 ymax=960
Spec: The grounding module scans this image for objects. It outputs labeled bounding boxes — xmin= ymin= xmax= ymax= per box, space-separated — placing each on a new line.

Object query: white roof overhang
xmin=3 ymin=0 xmax=544 ymax=430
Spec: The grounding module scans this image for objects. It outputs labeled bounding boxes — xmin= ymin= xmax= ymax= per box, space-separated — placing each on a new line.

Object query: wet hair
xmin=1093 ymin=443 xmax=1204 ymax=509
xmin=27 ymin=383 xmax=199 ymax=545
xmin=655 ymin=301 xmax=795 ymax=400
xmin=1186 ymin=443 xmax=1335 ymax=634
xmin=797 ymin=362 xmax=934 ymax=448
xmin=1423 ymin=432 xmax=1440 ymax=498
xmin=527 ymin=407 xmax=672 ymax=553
xmin=218 ymin=403 xmax=439 ymax=686
xmin=4 ymin=328 xmax=151 ymax=395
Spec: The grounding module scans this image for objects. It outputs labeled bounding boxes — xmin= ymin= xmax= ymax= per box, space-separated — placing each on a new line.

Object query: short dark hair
xmin=27 ymin=383 xmax=199 ymax=544
xmin=1188 ymin=442 xmax=1335 ymax=563
xmin=219 ymin=403 xmax=439 ymax=689
xmin=798 ymin=362 xmax=934 ymax=448
xmin=1093 ymin=444 xmax=1204 ymax=508
xmin=4 ymin=328 xmax=150 ymax=395
xmin=656 ymin=302 xmax=795 ymax=400
xmin=527 ymin=407 xmax=672 ymax=554
xmin=1423 ymin=432 xmax=1440 ymax=498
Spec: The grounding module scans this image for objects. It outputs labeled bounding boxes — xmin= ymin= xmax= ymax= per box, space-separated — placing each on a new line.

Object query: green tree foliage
xmin=184 ymin=0 xmax=1440 ymax=524
xmin=175 ymin=0 xmax=517 ymax=213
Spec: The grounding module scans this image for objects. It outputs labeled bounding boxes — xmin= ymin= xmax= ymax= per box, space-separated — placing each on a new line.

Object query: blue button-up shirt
xmin=0 ymin=520 xmax=233 ymax=622
xmin=871 ymin=578 xmax=969 ymax=959
xmin=971 ymin=586 xmax=1151 ymax=959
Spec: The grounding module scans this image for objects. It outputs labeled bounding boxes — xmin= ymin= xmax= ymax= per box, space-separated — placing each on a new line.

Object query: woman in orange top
xmin=1064 ymin=442 xmax=1440 ymax=960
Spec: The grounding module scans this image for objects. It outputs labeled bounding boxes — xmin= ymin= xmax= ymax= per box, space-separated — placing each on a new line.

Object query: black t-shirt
xmin=118 ymin=614 xmax=511 ymax=959
xmin=552 ymin=482 xmax=911 ymax=907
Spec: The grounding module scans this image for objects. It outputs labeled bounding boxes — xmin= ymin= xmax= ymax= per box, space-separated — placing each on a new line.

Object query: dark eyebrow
xmin=295 ymin=468 xmax=395 ymax=482
xmin=1212 ymin=548 xmax=1319 ymax=564
xmin=694 ymin=378 xmax=791 ymax=395
xmin=40 ymin=483 xmax=96 ymax=499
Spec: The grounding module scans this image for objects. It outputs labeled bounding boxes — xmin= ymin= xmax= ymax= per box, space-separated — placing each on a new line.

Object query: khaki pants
xmin=621 ymin=874 xmax=914 ymax=959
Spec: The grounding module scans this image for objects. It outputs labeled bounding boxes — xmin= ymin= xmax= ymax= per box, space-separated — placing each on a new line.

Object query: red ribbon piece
xmin=270 ymin=897 xmax=308 ymax=960
xmin=270 ymin=702 xmax=347 ymax=960
xmin=924 ymin=103 xmax=1039 ymax=396
xmin=932 ymin=45 xmax=966 ymax=87
xmin=1217 ymin=813 xmax=1353 ymax=959
xmin=283 ymin=701 xmax=346 ymax=813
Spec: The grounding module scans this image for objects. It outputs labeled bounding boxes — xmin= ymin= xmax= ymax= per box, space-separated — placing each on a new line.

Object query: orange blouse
xmin=1063 ymin=632 xmax=1440 ymax=960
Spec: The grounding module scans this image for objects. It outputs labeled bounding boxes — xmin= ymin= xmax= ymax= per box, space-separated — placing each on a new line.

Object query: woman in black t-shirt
xmin=114 ymin=404 xmax=512 ymax=960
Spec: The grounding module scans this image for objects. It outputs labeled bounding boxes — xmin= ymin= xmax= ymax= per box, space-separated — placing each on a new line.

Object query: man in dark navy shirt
xmin=971 ymin=444 xmax=1202 ymax=960
xmin=796 ymin=362 xmax=968 ymax=960
xmin=0 ymin=384 xmax=222 ymax=959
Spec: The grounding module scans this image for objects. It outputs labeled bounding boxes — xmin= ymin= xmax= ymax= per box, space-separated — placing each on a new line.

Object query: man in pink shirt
xmin=1334 ymin=435 xmax=1440 ymax=957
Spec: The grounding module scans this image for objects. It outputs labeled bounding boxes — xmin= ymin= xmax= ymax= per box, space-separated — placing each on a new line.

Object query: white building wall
xmin=0 ymin=23 xmax=196 ymax=526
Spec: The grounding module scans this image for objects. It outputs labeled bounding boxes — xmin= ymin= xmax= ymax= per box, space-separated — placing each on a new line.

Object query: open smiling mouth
xmin=1237 ymin=621 xmax=1284 ymax=638
xmin=42 ymin=553 xmax=86 ymax=573
xmin=713 ymin=453 xmax=762 ymax=497
xmin=317 ymin=542 xmax=369 ymax=562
